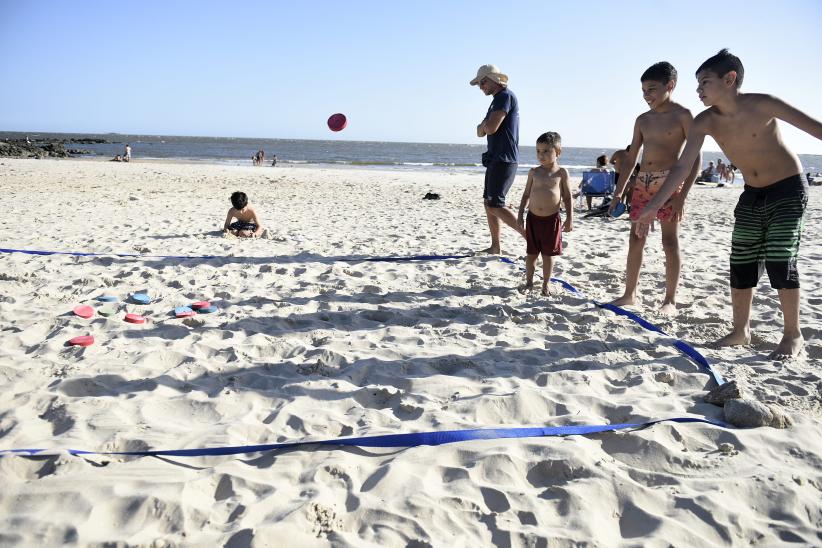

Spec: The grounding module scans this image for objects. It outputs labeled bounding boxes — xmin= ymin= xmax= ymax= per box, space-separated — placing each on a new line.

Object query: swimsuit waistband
xmin=637 ymin=170 xmax=670 ymax=177
xmin=527 ymin=211 xmax=560 ymax=221
xmin=743 ymin=173 xmax=808 ymax=193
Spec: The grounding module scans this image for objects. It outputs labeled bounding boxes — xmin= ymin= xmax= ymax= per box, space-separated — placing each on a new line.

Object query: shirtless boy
xmin=636 ymin=49 xmax=822 ymax=358
xmin=517 ymin=132 xmax=573 ymax=295
xmin=608 ymin=61 xmax=702 ymax=315
xmin=610 ymin=144 xmax=630 ymax=185
xmin=222 ymin=191 xmax=264 ymax=238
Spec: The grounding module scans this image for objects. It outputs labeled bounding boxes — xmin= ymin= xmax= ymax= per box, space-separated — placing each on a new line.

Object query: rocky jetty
xmin=0 ymin=138 xmax=95 ymax=158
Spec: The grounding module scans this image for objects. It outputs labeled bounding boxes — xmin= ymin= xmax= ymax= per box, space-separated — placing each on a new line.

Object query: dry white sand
xmin=0 ymin=158 xmax=820 ymax=546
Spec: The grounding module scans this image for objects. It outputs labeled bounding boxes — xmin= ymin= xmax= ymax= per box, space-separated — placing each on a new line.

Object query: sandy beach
xmin=1 ymin=158 xmax=821 ymax=546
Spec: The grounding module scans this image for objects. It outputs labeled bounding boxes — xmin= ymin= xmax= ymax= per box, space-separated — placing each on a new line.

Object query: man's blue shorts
xmin=483 ymin=161 xmax=518 ymax=208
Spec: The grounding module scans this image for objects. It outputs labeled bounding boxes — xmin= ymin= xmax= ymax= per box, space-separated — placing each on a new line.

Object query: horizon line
xmin=2 ymin=129 xmax=822 ymax=157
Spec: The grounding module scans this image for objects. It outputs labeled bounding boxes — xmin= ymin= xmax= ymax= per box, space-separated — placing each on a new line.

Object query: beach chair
xmin=579 ymin=171 xmax=615 ymax=208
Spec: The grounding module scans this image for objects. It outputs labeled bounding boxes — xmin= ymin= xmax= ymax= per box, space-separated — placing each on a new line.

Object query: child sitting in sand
xmin=517 ymin=132 xmax=573 ymax=295
xmin=222 ymin=191 xmax=264 ymax=238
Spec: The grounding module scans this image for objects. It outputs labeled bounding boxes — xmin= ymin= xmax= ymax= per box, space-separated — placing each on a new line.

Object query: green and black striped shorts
xmin=730 ymin=174 xmax=808 ymax=289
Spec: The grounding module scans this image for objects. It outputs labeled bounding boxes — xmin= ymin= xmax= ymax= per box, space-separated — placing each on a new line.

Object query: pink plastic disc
xmin=68 ymin=335 xmax=94 ymax=347
xmin=73 ymin=305 xmax=94 ymax=319
xmin=124 ymin=313 xmax=145 ymax=324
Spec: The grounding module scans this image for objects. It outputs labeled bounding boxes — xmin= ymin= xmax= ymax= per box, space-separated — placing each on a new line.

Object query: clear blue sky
xmin=2 ymin=0 xmax=821 ymax=153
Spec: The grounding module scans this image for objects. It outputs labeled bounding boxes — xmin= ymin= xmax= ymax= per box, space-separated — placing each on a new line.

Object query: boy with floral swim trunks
xmin=636 ymin=49 xmax=822 ymax=359
xmin=608 ymin=61 xmax=702 ymax=315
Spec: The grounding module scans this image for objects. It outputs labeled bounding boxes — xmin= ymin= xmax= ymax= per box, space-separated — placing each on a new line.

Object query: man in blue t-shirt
xmin=471 ymin=64 xmax=525 ymax=254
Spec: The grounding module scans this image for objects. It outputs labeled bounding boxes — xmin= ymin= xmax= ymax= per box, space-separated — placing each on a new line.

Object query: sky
xmin=2 ymin=0 xmax=822 ymax=154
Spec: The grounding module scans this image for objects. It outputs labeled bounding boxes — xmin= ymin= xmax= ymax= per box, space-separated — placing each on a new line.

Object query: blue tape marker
xmin=0 ymin=247 xmax=217 ymax=260
xmin=0 ymin=247 xmax=469 ymax=263
xmin=499 ymin=257 xmax=724 ymax=386
xmin=1 ymin=417 xmax=729 ymax=458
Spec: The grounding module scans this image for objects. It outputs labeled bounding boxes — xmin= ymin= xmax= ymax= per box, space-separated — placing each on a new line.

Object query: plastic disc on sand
xmin=98 ymin=305 xmax=118 ymax=317
xmin=68 ymin=335 xmax=94 ymax=347
xmin=327 ymin=113 xmax=347 ymax=132
xmin=131 ymin=293 xmax=151 ymax=304
xmin=175 ymin=306 xmax=196 ymax=318
xmin=124 ymin=313 xmax=145 ymax=324
xmin=73 ymin=305 xmax=94 ymax=319
xmin=197 ymin=305 xmax=218 ymax=314
xmin=610 ymin=201 xmax=627 ymax=218
xmin=191 ymin=301 xmax=210 ymax=310
xmin=97 ymin=295 xmax=118 ymax=302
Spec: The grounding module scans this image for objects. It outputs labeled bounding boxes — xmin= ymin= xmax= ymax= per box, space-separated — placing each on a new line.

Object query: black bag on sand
xmin=423 ymin=192 xmax=441 ymax=200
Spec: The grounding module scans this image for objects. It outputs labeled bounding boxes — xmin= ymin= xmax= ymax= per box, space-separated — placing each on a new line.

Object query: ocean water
xmin=4 ymin=132 xmax=822 ymax=178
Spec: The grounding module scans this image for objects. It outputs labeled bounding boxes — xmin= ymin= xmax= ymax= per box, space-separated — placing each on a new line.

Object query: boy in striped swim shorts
xmin=635 ymin=49 xmax=822 ymax=359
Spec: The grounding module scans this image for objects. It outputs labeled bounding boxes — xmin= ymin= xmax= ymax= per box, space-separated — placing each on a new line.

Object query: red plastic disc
xmin=191 ymin=301 xmax=210 ymax=310
xmin=124 ymin=313 xmax=145 ymax=324
xmin=73 ymin=305 xmax=94 ymax=319
xmin=327 ymin=113 xmax=347 ymax=132
xmin=68 ymin=335 xmax=94 ymax=347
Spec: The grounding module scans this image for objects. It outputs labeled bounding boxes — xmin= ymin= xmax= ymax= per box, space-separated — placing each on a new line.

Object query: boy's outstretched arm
xmin=765 ymin=95 xmax=822 ymax=140
xmin=560 ymin=169 xmax=573 ymax=232
xmin=635 ymin=121 xmax=706 ymax=234
xmin=609 ymin=119 xmax=642 ymax=215
xmin=250 ymin=208 xmax=264 ymax=237
xmin=667 ymin=113 xmax=702 ymax=221
xmin=517 ymin=170 xmax=534 ymax=229
xmin=222 ymin=209 xmax=234 ymax=232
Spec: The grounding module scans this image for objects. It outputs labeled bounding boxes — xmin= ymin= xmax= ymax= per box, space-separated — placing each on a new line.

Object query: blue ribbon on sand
xmin=1 ymin=417 xmax=730 ymax=458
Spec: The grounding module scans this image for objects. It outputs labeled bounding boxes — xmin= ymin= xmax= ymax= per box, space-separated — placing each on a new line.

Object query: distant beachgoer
xmin=111 ymin=155 xmax=122 ymax=162
xmin=717 ymin=158 xmax=728 ymax=181
xmin=610 ymin=145 xmax=630 ymax=186
xmin=699 ymin=161 xmax=715 ymax=181
xmin=257 ymin=149 xmax=265 ymax=166
xmin=635 ymin=48 xmax=822 ymax=358
xmin=124 ymin=144 xmax=132 ymax=162
xmin=222 ymin=191 xmax=264 ymax=238
xmin=470 ymin=63 xmax=526 ymax=254
xmin=576 ymin=154 xmax=611 ymax=210
xmin=517 ymin=132 xmax=573 ymax=295
xmin=271 ymin=154 xmax=277 ymax=167
xmin=607 ymin=61 xmax=702 ymax=316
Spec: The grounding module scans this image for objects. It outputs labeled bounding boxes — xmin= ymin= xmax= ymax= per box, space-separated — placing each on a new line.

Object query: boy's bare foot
xmin=768 ymin=335 xmax=805 ymax=360
xmin=541 ymin=283 xmax=552 ymax=296
xmin=609 ymin=295 xmax=636 ymax=307
xmin=518 ymin=282 xmax=533 ymax=293
xmin=659 ymin=301 xmax=677 ymax=316
xmin=713 ymin=330 xmax=751 ymax=347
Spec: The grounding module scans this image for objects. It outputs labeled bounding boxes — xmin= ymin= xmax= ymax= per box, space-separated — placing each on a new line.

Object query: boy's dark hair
xmin=536 ymin=131 xmax=562 ymax=153
xmin=596 ymin=154 xmax=608 ymax=167
xmin=230 ymin=191 xmax=248 ymax=209
xmin=641 ymin=61 xmax=677 ymax=84
xmin=696 ymin=48 xmax=744 ymax=88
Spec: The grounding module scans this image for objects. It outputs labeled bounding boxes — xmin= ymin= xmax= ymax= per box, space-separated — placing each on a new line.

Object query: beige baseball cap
xmin=469 ymin=64 xmax=509 ymax=86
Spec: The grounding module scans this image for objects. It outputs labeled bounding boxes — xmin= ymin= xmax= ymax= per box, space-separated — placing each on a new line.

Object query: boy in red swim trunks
xmin=608 ymin=61 xmax=702 ymax=315
xmin=517 ymin=132 xmax=573 ymax=295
